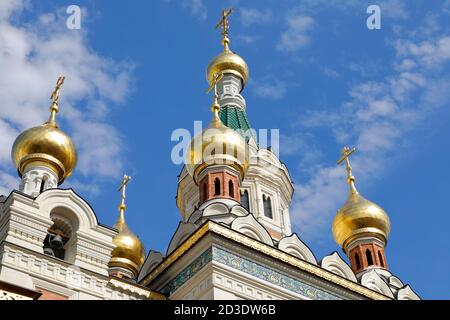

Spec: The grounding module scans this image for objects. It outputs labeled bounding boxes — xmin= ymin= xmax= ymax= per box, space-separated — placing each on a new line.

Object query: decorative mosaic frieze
xmin=162 ymin=248 xmax=212 ymax=295
xmin=212 ymin=247 xmax=340 ymax=300
xmin=163 ymin=246 xmax=341 ymax=300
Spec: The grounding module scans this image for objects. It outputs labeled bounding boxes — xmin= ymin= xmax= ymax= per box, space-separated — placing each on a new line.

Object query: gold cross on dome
xmin=118 ymin=174 xmax=132 ymax=208
xmin=206 ymin=73 xmax=224 ymax=97
xmin=337 ymin=146 xmax=356 ymax=166
xmin=215 ymin=8 xmax=234 ymax=37
xmin=50 ymin=76 xmax=65 ymax=106
xmin=337 ymin=146 xmax=357 ymax=185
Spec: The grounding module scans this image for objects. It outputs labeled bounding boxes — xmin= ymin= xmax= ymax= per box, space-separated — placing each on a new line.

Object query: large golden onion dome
xmin=206 ymin=47 xmax=249 ymax=88
xmin=108 ymin=176 xmax=145 ymax=278
xmin=11 ymin=120 xmax=77 ymax=182
xmin=185 ymin=99 xmax=249 ymax=184
xmin=332 ymin=147 xmax=391 ymax=251
xmin=11 ymin=77 xmax=77 ymax=183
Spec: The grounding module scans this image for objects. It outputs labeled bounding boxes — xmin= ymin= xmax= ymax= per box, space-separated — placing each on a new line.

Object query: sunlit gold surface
xmin=186 ymin=75 xmax=249 ymax=183
xmin=332 ymin=147 xmax=391 ymax=251
xmin=11 ymin=76 xmax=77 ymax=183
xmin=207 ymin=7 xmax=249 ymax=86
xmin=333 ymin=192 xmax=391 ymax=250
xmin=206 ymin=49 xmax=249 ymax=86
xmin=109 ymin=175 xmax=145 ymax=276
xmin=109 ymin=221 xmax=146 ymax=275
xmin=11 ymin=121 xmax=77 ymax=182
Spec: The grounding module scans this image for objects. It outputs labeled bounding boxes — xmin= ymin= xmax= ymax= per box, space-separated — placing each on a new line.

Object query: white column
xmin=20 ymin=165 xmax=59 ymax=197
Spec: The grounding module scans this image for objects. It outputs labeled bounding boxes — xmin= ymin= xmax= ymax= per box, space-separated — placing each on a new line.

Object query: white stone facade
xmin=0 ymin=189 xmax=161 ymax=300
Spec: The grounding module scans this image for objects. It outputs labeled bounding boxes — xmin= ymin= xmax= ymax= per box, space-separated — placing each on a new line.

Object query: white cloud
xmin=240 ymin=8 xmax=272 ymax=27
xmin=290 ymin=32 xmax=450 ymax=241
xmin=236 ymin=35 xmax=259 ymax=45
xmin=252 ymin=80 xmax=287 ymax=100
xmin=0 ymin=2 xmax=133 ymax=194
xmin=322 ymin=67 xmax=340 ymax=79
xmin=181 ymin=0 xmax=207 ymax=20
xmin=0 ymin=172 xmax=19 ymax=196
xmin=277 ymin=15 xmax=314 ymax=52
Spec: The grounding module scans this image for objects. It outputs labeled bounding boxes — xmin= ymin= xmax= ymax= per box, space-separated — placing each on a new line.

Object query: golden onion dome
xmin=185 ymin=102 xmax=249 ymax=184
xmin=109 ymin=214 xmax=145 ymax=277
xmin=206 ymin=47 xmax=249 ymax=88
xmin=11 ymin=77 xmax=77 ymax=183
xmin=332 ymin=147 xmax=390 ymax=251
xmin=108 ymin=175 xmax=145 ymax=278
xmin=332 ymin=190 xmax=391 ymax=251
xmin=11 ymin=120 xmax=77 ymax=183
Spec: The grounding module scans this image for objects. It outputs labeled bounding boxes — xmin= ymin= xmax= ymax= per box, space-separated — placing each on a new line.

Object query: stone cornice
xmin=140 ymin=221 xmax=391 ymax=300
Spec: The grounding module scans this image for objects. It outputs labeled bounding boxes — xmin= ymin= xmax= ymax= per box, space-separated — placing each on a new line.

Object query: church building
xmin=0 ymin=9 xmax=419 ymax=300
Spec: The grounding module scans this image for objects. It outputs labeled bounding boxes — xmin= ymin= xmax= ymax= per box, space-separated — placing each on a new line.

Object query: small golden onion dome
xmin=206 ymin=47 xmax=249 ymax=88
xmin=109 ymin=210 xmax=145 ymax=277
xmin=332 ymin=147 xmax=391 ymax=251
xmin=11 ymin=120 xmax=77 ymax=183
xmin=333 ymin=189 xmax=391 ymax=251
xmin=185 ymin=105 xmax=249 ymax=184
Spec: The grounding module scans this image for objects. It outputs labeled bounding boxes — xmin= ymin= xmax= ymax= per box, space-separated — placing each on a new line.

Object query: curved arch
xmin=278 ymin=234 xmax=317 ymax=265
xmin=397 ymin=285 xmax=421 ymax=300
xmin=229 ymin=204 xmax=249 ymax=217
xmin=231 ymin=214 xmax=273 ymax=246
xmin=36 ymin=189 xmax=100 ymax=232
xmin=388 ymin=275 xmax=404 ymax=289
xmin=360 ymin=270 xmax=394 ymax=298
xmin=138 ymin=250 xmax=164 ymax=282
xmin=258 ymin=148 xmax=282 ymax=167
xmin=320 ymin=252 xmax=357 ymax=282
xmin=166 ymin=222 xmax=197 ymax=255
xmin=202 ymin=202 xmax=231 ymax=217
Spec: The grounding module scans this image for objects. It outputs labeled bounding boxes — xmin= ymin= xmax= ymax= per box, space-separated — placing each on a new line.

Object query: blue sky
xmin=0 ymin=0 xmax=449 ymax=299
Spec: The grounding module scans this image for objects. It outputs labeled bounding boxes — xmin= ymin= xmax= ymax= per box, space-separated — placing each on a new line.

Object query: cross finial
xmin=337 ymin=146 xmax=358 ymax=193
xmin=47 ymin=76 xmax=65 ymax=125
xmin=117 ymin=174 xmax=132 ymax=212
xmin=215 ymin=8 xmax=234 ymax=51
xmin=206 ymin=73 xmax=224 ymax=116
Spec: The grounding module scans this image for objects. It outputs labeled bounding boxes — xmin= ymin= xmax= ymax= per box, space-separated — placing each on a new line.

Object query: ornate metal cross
xmin=206 ymin=73 xmax=224 ymax=97
xmin=50 ymin=76 xmax=65 ymax=106
xmin=118 ymin=174 xmax=132 ymax=207
xmin=337 ymin=146 xmax=356 ymax=179
xmin=215 ymin=8 xmax=234 ymax=37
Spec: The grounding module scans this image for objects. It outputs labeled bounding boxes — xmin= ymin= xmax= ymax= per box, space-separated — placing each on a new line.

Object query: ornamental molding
xmin=108 ymin=278 xmax=165 ymax=300
xmin=1 ymin=245 xmax=150 ymax=300
xmin=278 ymin=234 xmax=317 ymax=265
xmin=212 ymin=246 xmax=339 ymax=300
xmin=140 ymin=221 xmax=390 ymax=300
xmin=320 ymin=252 xmax=357 ymax=282
xmin=0 ymin=289 xmax=33 ymax=300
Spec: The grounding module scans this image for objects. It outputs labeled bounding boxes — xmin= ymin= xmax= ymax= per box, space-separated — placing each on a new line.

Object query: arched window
xmin=202 ymin=183 xmax=207 ymax=202
xmin=228 ymin=180 xmax=234 ymax=198
xmin=354 ymin=252 xmax=361 ymax=270
xmin=378 ymin=251 xmax=384 ymax=267
xmin=241 ymin=190 xmax=250 ymax=211
xmin=263 ymin=195 xmax=273 ymax=219
xmin=214 ymin=178 xmax=221 ymax=196
xmin=366 ymin=249 xmax=374 ymax=266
